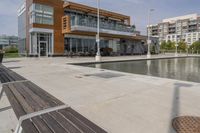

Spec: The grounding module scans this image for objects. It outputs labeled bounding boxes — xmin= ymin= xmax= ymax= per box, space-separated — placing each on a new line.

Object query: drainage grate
xmin=84 ymin=72 xmax=124 ymax=79
xmin=172 ymin=116 xmax=200 ymax=133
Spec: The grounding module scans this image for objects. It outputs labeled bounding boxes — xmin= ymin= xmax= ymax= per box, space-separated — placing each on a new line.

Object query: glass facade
xmin=65 ymin=10 xmax=135 ymax=33
xmin=64 ymin=35 xmax=145 ymax=56
xmin=18 ymin=9 xmax=26 ymax=54
xmin=65 ymin=36 xmax=132 ymax=56
xmin=29 ymin=3 xmax=54 ymax=25
xmin=30 ymin=33 xmax=53 ymax=56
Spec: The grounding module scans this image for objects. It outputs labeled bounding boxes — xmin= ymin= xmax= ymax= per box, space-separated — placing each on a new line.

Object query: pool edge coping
xmin=68 ymin=55 xmax=199 ymax=65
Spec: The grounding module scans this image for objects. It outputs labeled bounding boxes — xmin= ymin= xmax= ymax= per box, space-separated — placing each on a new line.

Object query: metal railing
xmin=71 ymin=16 xmax=135 ymax=33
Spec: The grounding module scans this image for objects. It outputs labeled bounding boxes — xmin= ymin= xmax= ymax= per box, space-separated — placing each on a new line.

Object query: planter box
xmin=0 ymin=53 xmax=4 ymax=63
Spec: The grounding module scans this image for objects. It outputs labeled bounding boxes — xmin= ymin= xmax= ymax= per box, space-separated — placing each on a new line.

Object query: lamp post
xmin=175 ymin=43 xmax=178 ymax=57
xmin=147 ymin=9 xmax=155 ymax=58
xmin=192 ymin=48 xmax=194 ymax=55
xmin=95 ymin=0 xmax=101 ymax=62
xmin=187 ymin=44 xmax=189 ymax=56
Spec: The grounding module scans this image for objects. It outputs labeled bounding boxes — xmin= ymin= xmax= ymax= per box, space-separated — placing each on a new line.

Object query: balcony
xmin=168 ymin=25 xmax=176 ymax=28
xmin=70 ymin=25 xmax=136 ymax=36
xmin=188 ymin=21 xmax=197 ymax=26
xmin=62 ymin=15 xmax=137 ymax=36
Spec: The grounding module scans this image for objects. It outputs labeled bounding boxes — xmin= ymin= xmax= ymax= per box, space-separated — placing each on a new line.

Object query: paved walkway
xmin=1 ymin=54 xmax=200 ymax=133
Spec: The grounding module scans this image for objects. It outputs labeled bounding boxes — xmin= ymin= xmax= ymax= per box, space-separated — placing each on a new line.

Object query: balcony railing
xmin=188 ymin=21 xmax=197 ymax=25
xmin=71 ymin=25 xmax=136 ymax=36
xmin=70 ymin=15 xmax=136 ymax=35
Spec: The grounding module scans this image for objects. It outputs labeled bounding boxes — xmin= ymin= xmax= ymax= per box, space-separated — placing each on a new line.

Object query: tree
xmin=178 ymin=41 xmax=187 ymax=52
xmin=166 ymin=40 xmax=175 ymax=50
xmin=160 ymin=41 xmax=167 ymax=50
xmin=190 ymin=41 xmax=200 ymax=53
xmin=150 ymin=45 xmax=156 ymax=54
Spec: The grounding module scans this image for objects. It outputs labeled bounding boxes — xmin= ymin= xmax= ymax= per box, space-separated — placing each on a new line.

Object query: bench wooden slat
xmin=0 ymin=72 xmax=25 ymax=83
xmin=4 ymin=72 xmax=14 ymax=82
xmin=13 ymin=83 xmax=44 ymax=112
xmin=42 ymin=114 xmax=69 ymax=133
xmin=24 ymin=81 xmax=64 ymax=106
xmin=22 ymin=120 xmax=39 ymax=133
xmin=0 ymin=73 xmax=11 ymax=83
xmin=32 ymin=117 xmax=54 ymax=133
xmin=3 ymin=84 xmax=39 ymax=133
xmin=0 ymin=65 xmax=25 ymax=83
xmin=3 ymin=84 xmax=26 ymax=118
xmin=59 ymin=109 xmax=96 ymax=133
xmin=66 ymin=108 xmax=107 ymax=133
xmin=50 ymin=111 xmax=82 ymax=133
xmin=8 ymin=83 xmax=34 ymax=113
xmin=13 ymin=82 xmax=50 ymax=111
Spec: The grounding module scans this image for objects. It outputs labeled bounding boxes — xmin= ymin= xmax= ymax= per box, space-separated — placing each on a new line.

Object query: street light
xmin=95 ymin=0 xmax=101 ymax=62
xmin=175 ymin=43 xmax=178 ymax=57
xmin=147 ymin=9 xmax=155 ymax=58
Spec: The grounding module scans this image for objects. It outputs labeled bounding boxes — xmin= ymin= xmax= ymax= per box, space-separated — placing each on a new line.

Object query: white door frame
xmin=29 ymin=28 xmax=54 ymax=56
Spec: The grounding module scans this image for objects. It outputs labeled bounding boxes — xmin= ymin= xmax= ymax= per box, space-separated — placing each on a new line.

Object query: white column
xmin=95 ymin=0 xmax=101 ymax=62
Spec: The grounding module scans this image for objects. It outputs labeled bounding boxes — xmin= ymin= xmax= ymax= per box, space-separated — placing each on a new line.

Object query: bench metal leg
xmin=0 ymin=88 xmax=4 ymax=101
xmin=14 ymin=105 xmax=68 ymax=133
xmin=14 ymin=124 xmax=22 ymax=133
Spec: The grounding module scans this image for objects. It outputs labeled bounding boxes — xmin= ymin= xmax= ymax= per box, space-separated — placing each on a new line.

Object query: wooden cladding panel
xmin=63 ymin=1 xmax=131 ymax=23
xmin=62 ymin=16 xmax=71 ymax=34
xmin=54 ymin=30 xmax=64 ymax=54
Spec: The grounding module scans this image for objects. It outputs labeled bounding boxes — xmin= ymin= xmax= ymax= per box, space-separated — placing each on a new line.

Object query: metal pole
xmin=147 ymin=9 xmax=154 ymax=58
xmin=38 ymin=42 xmax=40 ymax=58
xmin=97 ymin=0 xmax=100 ymax=55
xmin=175 ymin=43 xmax=178 ymax=57
xmin=147 ymin=10 xmax=150 ymax=56
xmin=95 ymin=0 xmax=101 ymax=61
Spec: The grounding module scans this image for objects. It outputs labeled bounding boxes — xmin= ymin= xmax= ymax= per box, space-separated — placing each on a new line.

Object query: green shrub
xmin=160 ymin=40 xmax=176 ymax=50
xmin=4 ymin=46 xmax=18 ymax=53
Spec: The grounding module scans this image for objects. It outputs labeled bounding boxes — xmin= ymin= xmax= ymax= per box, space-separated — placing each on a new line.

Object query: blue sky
xmin=0 ymin=0 xmax=200 ymax=36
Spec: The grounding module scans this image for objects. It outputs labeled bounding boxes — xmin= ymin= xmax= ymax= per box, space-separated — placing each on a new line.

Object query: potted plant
xmin=0 ymin=50 xmax=4 ymax=63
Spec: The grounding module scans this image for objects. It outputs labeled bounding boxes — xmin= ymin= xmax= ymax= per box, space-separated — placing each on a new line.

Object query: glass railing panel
xmin=70 ymin=16 xmax=135 ymax=33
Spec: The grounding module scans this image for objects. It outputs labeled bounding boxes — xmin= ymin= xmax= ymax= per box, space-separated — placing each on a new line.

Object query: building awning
xmin=63 ymin=1 xmax=130 ymax=22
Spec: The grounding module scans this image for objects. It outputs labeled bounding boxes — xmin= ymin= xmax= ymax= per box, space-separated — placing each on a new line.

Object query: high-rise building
xmin=147 ymin=14 xmax=200 ymax=45
xmin=18 ymin=0 xmax=150 ymax=57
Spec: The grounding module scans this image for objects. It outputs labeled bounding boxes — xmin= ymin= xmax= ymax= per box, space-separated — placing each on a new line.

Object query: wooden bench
xmin=0 ymin=65 xmax=107 ymax=133
xmin=0 ymin=65 xmax=26 ymax=83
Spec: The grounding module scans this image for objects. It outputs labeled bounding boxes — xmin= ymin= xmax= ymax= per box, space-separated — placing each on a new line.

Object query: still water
xmin=84 ymin=57 xmax=200 ymax=83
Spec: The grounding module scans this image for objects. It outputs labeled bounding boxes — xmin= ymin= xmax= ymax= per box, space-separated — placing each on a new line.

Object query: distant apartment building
xmin=147 ymin=14 xmax=200 ymax=45
xmin=18 ymin=0 xmax=150 ymax=57
xmin=0 ymin=35 xmax=18 ymax=49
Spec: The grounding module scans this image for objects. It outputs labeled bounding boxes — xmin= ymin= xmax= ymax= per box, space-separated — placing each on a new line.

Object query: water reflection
xmin=95 ymin=64 xmax=102 ymax=69
xmin=147 ymin=60 xmax=151 ymax=76
xmin=86 ymin=58 xmax=200 ymax=83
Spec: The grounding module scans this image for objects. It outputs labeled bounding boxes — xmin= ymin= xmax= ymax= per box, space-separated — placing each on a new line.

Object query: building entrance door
xmin=39 ymin=41 xmax=48 ymax=56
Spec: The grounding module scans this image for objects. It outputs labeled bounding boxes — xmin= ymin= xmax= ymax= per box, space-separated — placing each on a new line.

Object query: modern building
xmin=147 ymin=13 xmax=200 ymax=45
xmin=0 ymin=35 xmax=18 ymax=49
xmin=18 ymin=0 xmax=149 ymax=57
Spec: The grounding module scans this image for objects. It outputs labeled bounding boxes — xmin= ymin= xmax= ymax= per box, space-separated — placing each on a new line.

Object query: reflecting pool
xmin=83 ymin=58 xmax=200 ymax=83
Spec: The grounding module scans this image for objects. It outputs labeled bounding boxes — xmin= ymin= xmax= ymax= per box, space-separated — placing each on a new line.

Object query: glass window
xmin=29 ymin=3 xmax=54 ymax=25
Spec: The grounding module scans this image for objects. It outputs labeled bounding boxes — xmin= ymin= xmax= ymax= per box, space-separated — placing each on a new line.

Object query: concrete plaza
xmin=1 ymin=54 xmax=200 ymax=133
